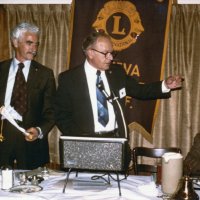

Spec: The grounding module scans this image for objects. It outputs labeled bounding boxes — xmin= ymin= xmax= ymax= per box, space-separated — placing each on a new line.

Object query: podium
xmin=59 ymin=136 xmax=128 ymax=195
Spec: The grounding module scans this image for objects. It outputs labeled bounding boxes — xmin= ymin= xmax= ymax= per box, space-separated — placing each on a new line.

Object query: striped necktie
xmin=96 ymin=70 xmax=109 ymax=126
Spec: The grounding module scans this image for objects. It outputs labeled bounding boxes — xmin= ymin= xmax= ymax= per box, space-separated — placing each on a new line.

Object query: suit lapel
xmin=27 ymin=61 xmax=40 ymax=90
xmin=106 ymin=66 xmax=127 ymax=138
xmin=106 ymin=68 xmax=118 ymax=96
xmin=78 ymin=66 xmax=95 ymax=131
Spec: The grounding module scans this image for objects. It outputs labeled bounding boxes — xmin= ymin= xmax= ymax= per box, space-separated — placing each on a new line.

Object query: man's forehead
xmin=96 ymin=38 xmax=113 ymax=48
xmin=19 ymin=32 xmax=38 ymax=41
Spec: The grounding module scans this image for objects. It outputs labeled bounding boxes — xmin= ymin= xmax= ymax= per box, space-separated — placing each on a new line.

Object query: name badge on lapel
xmin=119 ymin=88 xmax=126 ymax=99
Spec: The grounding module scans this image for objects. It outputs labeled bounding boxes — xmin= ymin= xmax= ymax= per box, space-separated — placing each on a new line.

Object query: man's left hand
xmin=25 ymin=127 xmax=39 ymax=141
xmin=165 ymin=75 xmax=184 ymax=89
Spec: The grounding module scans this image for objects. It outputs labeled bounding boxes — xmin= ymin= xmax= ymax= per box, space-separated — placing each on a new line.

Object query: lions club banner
xmin=68 ymin=0 xmax=172 ymax=142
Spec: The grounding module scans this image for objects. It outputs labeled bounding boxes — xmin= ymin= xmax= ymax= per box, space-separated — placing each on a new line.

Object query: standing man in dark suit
xmin=55 ymin=31 xmax=183 ymax=139
xmin=0 ymin=22 xmax=56 ymax=169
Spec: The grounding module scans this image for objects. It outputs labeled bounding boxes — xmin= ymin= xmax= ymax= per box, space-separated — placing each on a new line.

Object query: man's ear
xmin=87 ymin=49 xmax=94 ymax=59
xmin=12 ymin=38 xmax=18 ymax=48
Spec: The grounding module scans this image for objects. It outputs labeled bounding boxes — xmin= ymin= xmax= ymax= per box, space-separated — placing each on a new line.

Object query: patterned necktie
xmin=11 ymin=62 xmax=27 ymax=115
xmin=96 ymin=70 xmax=109 ymax=126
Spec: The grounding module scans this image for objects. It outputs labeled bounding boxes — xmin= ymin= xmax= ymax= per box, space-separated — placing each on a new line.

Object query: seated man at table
xmin=183 ymin=133 xmax=200 ymax=176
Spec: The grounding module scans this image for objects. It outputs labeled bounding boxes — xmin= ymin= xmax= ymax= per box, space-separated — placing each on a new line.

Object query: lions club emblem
xmin=92 ymin=1 xmax=144 ymax=51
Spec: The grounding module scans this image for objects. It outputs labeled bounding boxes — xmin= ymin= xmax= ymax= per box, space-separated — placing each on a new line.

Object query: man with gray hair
xmin=0 ymin=22 xmax=56 ymax=169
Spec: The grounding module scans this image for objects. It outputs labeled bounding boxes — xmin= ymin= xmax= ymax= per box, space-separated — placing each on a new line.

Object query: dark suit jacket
xmin=55 ymin=63 xmax=170 ymax=138
xmin=184 ymin=133 xmax=200 ymax=176
xmin=0 ymin=59 xmax=56 ymax=169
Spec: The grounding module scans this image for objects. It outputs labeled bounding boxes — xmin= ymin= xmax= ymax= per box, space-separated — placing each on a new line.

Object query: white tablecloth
xmin=0 ymin=170 xmax=199 ymax=200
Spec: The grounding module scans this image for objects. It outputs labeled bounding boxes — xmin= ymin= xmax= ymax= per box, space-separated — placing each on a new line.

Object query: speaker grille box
xmin=59 ymin=136 xmax=128 ymax=171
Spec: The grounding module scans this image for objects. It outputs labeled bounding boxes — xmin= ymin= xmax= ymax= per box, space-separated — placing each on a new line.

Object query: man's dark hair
xmin=82 ymin=30 xmax=111 ymax=53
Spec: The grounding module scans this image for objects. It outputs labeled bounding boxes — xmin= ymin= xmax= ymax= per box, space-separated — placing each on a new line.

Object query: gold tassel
xmin=0 ymin=119 xmax=4 ymax=142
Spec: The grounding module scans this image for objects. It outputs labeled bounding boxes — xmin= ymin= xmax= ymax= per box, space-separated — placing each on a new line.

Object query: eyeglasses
xmin=91 ymin=48 xmax=117 ymax=58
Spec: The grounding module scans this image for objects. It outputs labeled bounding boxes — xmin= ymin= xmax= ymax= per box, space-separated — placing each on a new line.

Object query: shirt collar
xmin=84 ymin=59 xmax=106 ymax=76
xmin=13 ymin=58 xmax=31 ymax=71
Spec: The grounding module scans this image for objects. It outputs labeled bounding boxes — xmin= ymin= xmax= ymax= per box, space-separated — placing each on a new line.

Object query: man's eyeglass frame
xmin=91 ymin=48 xmax=117 ymax=58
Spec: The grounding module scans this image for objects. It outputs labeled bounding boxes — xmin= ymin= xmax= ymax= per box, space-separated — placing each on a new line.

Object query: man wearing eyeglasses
xmin=55 ymin=30 xmax=183 ymax=139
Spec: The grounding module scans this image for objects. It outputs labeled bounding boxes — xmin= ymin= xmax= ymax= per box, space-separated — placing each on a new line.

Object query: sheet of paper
xmin=0 ymin=106 xmax=29 ymax=137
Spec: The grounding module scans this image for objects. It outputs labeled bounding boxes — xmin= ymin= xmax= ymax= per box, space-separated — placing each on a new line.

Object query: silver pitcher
xmin=171 ymin=176 xmax=199 ymax=200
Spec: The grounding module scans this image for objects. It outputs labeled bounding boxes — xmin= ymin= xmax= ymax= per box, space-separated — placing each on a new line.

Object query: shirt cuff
xmin=36 ymin=127 xmax=43 ymax=139
xmin=162 ymin=80 xmax=170 ymax=93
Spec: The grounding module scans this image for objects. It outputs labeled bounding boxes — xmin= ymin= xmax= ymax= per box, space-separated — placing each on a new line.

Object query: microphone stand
xmin=111 ymin=91 xmax=128 ymax=139
xmin=96 ymin=83 xmax=129 ymax=195
xmin=97 ymin=83 xmax=128 ymax=139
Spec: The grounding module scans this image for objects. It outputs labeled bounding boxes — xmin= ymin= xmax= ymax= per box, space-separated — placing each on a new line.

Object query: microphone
xmin=97 ymin=81 xmax=128 ymax=138
xmin=96 ymin=82 xmax=113 ymax=102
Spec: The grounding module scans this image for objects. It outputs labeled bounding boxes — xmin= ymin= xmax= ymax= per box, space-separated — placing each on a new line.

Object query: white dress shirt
xmin=4 ymin=58 xmax=30 ymax=121
xmin=84 ymin=60 xmax=117 ymax=132
xmin=3 ymin=58 xmax=43 ymax=139
xmin=84 ymin=60 xmax=170 ymax=133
